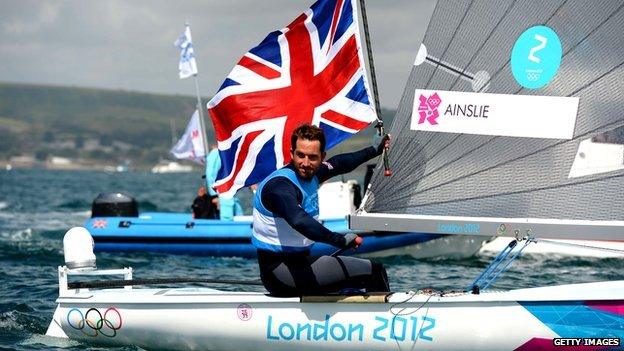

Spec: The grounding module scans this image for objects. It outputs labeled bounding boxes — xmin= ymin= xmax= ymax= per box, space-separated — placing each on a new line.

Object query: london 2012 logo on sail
xmin=418 ymin=92 xmax=490 ymax=126
xmin=417 ymin=93 xmax=442 ymax=125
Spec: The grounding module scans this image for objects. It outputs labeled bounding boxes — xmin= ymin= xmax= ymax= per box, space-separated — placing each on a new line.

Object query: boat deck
xmin=56 ymin=280 xmax=624 ymax=305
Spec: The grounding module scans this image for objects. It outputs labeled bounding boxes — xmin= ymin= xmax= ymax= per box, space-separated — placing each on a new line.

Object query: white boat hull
xmin=47 ymin=281 xmax=624 ymax=350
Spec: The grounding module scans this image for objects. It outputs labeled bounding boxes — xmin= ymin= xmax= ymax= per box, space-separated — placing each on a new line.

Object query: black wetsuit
xmin=257 ymin=146 xmax=390 ymax=296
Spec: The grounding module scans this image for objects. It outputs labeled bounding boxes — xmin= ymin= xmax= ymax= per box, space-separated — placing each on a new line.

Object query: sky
xmin=0 ymin=0 xmax=436 ymax=110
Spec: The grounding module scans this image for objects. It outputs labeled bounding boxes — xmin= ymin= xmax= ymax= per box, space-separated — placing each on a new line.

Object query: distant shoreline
xmin=0 ymin=160 xmax=199 ymax=173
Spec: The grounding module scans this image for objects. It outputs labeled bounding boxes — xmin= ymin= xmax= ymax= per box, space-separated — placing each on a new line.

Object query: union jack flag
xmin=207 ymin=0 xmax=378 ymax=197
xmin=92 ymin=219 xmax=107 ymax=229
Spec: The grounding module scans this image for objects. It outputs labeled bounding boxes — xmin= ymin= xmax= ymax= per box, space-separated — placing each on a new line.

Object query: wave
xmin=0 ymin=310 xmax=24 ymax=332
xmin=0 ymin=228 xmax=33 ymax=241
xmin=0 ymin=227 xmax=64 ymax=263
xmin=19 ymin=336 xmax=82 ymax=350
xmin=0 ymin=210 xmax=89 ymax=234
xmin=58 ymin=199 xmax=90 ymax=210
xmin=20 ymin=334 xmax=83 ymax=349
xmin=0 ymin=201 xmax=8 ymax=211
xmin=72 ymin=210 xmax=91 ymax=217
xmin=0 ymin=304 xmax=47 ymax=335
xmin=138 ymin=200 xmax=158 ymax=211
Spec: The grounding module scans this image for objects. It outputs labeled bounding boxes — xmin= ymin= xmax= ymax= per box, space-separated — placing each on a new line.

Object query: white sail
xmin=351 ymin=0 xmax=624 ymax=242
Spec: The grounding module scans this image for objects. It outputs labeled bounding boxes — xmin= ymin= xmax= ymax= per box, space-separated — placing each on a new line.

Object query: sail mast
xmin=184 ymin=22 xmax=210 ymax=167
xmin=169 ymin=118 xmax=177 ymax=146
xmin=192 ymin=72 xmax=210 ymax=164
xmin=357 ymin=0 xmax=391 ymax=176
xmin=183 ymin=22 xmax=211 ymax=190
xmin=357 ymin=0 xmax=380 ymax=114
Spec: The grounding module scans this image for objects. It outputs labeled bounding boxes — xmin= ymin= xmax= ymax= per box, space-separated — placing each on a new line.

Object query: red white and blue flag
xmin=207 ymin=0 xmax=378 ymax=197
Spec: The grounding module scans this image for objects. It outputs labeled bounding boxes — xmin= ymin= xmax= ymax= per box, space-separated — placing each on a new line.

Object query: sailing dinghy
xmin=46 ymin=0 xmax=624 ymax=349
xmin=46 ymin=227 xmax=624 ymax=350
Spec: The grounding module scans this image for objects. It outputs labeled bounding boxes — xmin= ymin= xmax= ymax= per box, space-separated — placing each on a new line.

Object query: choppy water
xmin=0 ymin=169 xmax=623 ymax=350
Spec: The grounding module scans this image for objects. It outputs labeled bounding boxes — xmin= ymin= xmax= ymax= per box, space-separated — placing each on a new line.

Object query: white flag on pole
xmin=170 ymin=110 xmax=205 ymax=164
xmin=174 ymin=25 xmax=198 ymax=79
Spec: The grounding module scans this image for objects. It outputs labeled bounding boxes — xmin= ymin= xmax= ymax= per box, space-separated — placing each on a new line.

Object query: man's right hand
xmin=372 ymin=133 xmax=390 ymax=155
xmin=343 ymin=233 xmax=363 ymax=249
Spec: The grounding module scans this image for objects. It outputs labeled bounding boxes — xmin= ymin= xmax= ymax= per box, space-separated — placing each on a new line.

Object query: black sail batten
xmin=351 ymin=0 xmax=624 ymax=241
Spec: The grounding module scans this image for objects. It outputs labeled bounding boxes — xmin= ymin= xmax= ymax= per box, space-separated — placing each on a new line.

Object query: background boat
xmin=480 ymin=237 xmax=624 ymax=258
xmin=151 ymin=160 xmax=194 ymax=173
xmin=480 ymin=138 xmax=624 ymax=257
xmin=86 ymin=179 xmax=486 ymax=258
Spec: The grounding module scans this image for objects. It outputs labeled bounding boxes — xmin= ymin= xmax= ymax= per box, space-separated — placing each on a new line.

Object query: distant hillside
xmin=0 ymin=83 xmax=205 ymax=164
xmin=0 ymin=82 xmax=396 ymax=167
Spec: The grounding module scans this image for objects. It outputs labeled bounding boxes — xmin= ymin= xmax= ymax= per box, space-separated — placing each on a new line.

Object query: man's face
xmin=291 ymin=138 xmax=325 ymax=179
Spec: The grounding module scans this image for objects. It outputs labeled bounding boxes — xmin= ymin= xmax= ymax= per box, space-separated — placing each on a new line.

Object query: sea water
xmin=1 ymin=169 xmax=622 ymax=350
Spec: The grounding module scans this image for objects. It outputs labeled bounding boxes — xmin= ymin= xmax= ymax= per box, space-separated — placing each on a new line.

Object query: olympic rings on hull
xmin=66 ymin=307 xmax=123 ymax=337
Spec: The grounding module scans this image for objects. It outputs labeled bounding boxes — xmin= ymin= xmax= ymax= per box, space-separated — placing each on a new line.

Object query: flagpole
xmin=193 ymin=72 xmax=213 ymax=195
xmin=358 ymin=0 xmax=380 ymax=116
xmin=174 ymin=22 xmax=214 ymax=190
xmin=357 ymin=0 xmax=391 ymax=176
xmin=183 ymin=22 xmax=210 ymax=163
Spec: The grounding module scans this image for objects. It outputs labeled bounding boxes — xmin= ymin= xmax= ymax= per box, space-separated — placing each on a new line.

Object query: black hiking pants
xmin=257 ymin=249 xmax=390 ymax=297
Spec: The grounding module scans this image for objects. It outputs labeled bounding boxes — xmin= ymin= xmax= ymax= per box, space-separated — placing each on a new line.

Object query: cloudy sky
xmin=0 ymin=0 xmax=436 ymax=109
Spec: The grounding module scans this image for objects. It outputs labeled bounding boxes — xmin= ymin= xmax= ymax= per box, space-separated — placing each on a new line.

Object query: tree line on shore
xmin=0 ymin=82 xmax=395 ymax=169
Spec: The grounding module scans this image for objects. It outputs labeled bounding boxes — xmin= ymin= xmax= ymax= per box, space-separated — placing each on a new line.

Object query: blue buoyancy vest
xmin=252 ymin=167 xmax=320 ymax=252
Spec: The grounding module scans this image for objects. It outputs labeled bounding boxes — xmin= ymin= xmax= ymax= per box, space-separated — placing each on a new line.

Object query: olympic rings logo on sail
xmin=66 ymin=307 xmax=123 ymax=337
xmin=525 ymin=71 xmax=542 ymax=82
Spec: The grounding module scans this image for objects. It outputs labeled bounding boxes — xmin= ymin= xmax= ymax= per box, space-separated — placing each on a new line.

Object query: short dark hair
xmin=291 ymin=124 xmax=326 ymax=152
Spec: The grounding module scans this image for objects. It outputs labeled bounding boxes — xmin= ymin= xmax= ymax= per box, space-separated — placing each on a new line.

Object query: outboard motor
xmin=91 ymin=192 xmax=139 ymax=217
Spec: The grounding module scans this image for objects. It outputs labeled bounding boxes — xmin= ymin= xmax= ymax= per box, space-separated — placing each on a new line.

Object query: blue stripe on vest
xmin=254 ymin=168 xmax=319 ymax=217
xmin=251 ymin=236 xmax=311 ymax=253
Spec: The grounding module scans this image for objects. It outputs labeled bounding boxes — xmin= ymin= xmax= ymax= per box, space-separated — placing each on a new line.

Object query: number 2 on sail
xmin=528 ymin=34 xmax=547 ymax=64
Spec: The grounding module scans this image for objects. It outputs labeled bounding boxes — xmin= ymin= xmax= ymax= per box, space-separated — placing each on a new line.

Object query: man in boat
xmin=253 ymin=123 xmax=390 ymax=297
xmin=191 ymin=186 xmax=219 ymax=219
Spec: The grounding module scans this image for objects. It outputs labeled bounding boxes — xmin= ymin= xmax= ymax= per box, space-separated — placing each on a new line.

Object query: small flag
xmin=174 ymin=25 xmax=198 ymax=79
xmin=92 ymin=219 xmax=107 ymax=229
xmin=170 ymin=110 xmax=205 ymax=164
